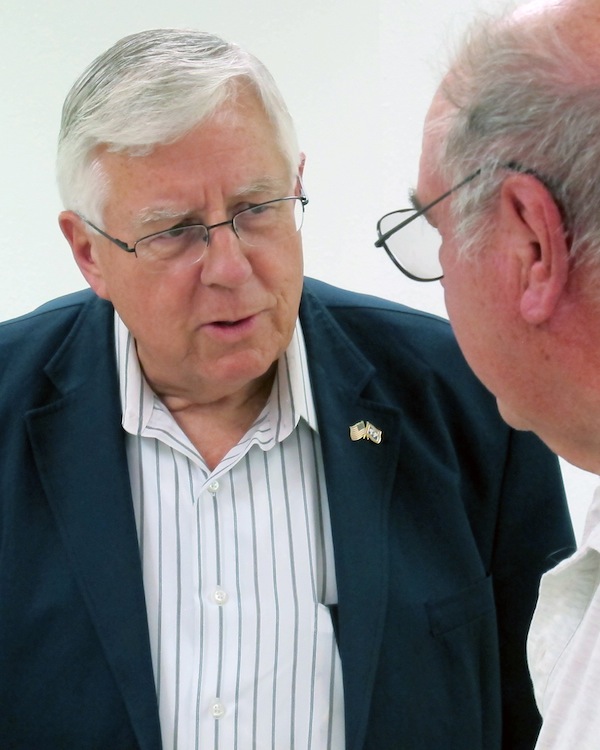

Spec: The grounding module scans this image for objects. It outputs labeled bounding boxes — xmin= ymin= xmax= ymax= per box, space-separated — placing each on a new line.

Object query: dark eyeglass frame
xmin=78 ymin=190 xmax=309 ymax=257
xmin=374 ymin=169 xmax=482 ymax=281
xmin=374 ymin=162 xmax=552 ymax=282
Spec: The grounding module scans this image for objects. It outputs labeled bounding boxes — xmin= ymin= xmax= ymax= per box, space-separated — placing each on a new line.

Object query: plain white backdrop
xmin=1 ymin=0 xmax=595 ymax=539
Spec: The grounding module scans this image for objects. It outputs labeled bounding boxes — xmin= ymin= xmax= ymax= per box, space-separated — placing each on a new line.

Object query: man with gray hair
xmin=0 ymin=28 xmax=574 ymax=749
xmin=376 ymin=0 xmax=600 ymax=747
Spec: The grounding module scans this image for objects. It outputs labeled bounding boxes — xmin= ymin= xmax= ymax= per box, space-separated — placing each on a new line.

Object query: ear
xmin=58 ymin=211 xmax=111 ymax=300
xmin=499 ymin=174 xmax=569 ymax=325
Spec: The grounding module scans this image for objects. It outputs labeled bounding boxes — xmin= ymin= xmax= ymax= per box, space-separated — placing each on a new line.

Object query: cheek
xmin=89 ymin=248 xmax=132 ymax=303
xmin=103 ymin=262 xmax=193 ymax=336
xmin=255 ymin=238 xmax=303 ymax=294
xmin=441 ymin=260 xmax=487 ymax=358
xmin=440 ymin=248 xmax=469 ymax=318
xmin=273 ymin=264 xmax=303 ymax=335
xmin=265 ymin=250 xmax=304 ymax=342
xmin=438 ymin=228 xmax=462 ymax=274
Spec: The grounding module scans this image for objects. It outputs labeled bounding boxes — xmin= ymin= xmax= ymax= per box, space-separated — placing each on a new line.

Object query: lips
xmin=212 ymin=315 xmax=253 ymax=328
xmin=200 ymin=313 xmax=262 ymax=339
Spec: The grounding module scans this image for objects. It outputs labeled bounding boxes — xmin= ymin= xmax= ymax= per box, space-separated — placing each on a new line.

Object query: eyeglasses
xmin=374 ymin=169 xmax=482 ymax=282
xmin=79 ymin=190 xmax=308 ymax=272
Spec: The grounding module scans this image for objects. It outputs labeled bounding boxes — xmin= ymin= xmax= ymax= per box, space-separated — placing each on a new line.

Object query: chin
xmin=496 ymin=399 xmax=531 ymax=432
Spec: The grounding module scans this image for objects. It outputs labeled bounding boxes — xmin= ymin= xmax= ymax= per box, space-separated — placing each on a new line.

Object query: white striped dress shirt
xmin=114 ymin=314 xmax=345 ymax=750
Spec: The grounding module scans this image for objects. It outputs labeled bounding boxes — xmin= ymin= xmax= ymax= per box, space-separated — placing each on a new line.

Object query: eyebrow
xmin=408 ymin=188 xmax=423 ymax=212
xmin=135 ymin=176 xmax=294 ymax=227
xmin=238 ymin=176 xmax=292 ymax=195
xmin=137 ymin=207 xmax=192 ymax=225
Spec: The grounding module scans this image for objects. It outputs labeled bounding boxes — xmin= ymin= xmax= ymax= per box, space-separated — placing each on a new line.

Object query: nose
xmin=204 ymin=217 xmax=236 ymax=246
xmin=199 ymin=221 xmax=252 ymax=287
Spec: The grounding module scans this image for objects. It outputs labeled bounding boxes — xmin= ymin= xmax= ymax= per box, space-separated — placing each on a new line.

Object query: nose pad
xmin=199 ymin=223 xmax=252 ymax=286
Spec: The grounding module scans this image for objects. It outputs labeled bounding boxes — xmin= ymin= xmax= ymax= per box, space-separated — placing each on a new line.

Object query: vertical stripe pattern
xmin=115 ymin=314 xmax=345 ymax=750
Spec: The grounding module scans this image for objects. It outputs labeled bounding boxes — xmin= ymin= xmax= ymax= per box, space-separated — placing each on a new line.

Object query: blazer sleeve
xmin=490 ymin=428 xmax=575 ymax=750
xmin=299 ymin=279 xmax=576 ymax=749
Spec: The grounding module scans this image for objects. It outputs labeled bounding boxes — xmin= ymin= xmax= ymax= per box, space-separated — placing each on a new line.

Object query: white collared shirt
xmin=528 ymin=483 xmax=600 ymax=750
xmin=114 ymin=314 xmax=344 ymax=750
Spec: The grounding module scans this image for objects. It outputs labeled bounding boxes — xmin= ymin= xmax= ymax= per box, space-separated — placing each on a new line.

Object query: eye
xmin=239 ymin=201 xmax=276 ymax=218
xmin=161 ymin=224 xmax=194 ymax=239
xmin=153 ymin=224 xmax=204 ymax=242
xmin=138 ymin=224 xmax=207 ymax=258
xmin=247 ymin=202 xmax=273 ymax=215
xmin=236 ymin=202 xmax=279 ymax=228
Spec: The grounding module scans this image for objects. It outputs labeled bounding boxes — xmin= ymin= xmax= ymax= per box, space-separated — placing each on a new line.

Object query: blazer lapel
xmin=300 ymin=288 xmax=403 ymax=750
xmin=25 ymin=297 xmax=162 ymax=750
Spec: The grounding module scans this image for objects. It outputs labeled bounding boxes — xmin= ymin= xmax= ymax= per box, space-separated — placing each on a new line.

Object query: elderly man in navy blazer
xmin=0 ymin=29 xmax=574 ymax=750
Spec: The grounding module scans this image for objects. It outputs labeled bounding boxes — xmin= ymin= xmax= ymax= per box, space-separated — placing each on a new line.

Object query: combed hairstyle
xmin=56 ymin=28 xmax=300 ymax=223
xmin=436 ymin=9 xmax=600 ymax=272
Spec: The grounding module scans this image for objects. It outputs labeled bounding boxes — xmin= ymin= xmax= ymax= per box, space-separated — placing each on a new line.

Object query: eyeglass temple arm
xmin=374 ymin=160 xmax=553 ymax=249
xmin=374 ymin=169 xmax=482 ymax=248
xmin=77 ymin=214 xmax=135 ymax=253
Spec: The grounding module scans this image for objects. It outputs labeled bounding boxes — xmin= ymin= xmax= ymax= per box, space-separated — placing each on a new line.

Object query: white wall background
xmin=1 ymin=0 xmax=595 ymax=540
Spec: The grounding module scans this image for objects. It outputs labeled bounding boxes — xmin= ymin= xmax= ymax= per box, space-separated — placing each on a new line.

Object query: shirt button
xmin=208 ymin=480 xmax=219 ymax=494
xmin=211 ymin=700 xmax=226 ymax=719
xmin=213 ymin=587 xmax=228 ymax=605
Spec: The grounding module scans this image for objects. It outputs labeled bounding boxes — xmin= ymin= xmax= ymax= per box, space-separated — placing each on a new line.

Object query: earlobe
xmin=500 ymin=175 xmax=569 ymax=325
xmin=58 ymin=211 xmax=110 ymax=300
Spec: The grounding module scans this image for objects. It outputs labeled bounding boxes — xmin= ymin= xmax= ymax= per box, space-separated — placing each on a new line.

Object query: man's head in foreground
xmin=415 ymin=0 xmax=600 ymax=472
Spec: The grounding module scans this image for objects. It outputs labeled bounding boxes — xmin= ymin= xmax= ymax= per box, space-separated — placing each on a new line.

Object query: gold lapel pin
xmin=349 ymin=420 xmax=383 ymax=444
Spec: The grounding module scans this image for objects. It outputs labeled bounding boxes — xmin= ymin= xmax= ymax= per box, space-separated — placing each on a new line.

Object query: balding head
xmin=414 ymin=0 xmax=600 ymax=467
xmin=511 ymin=0 xmax=600 ymax=68
xmin=424 ymin=0 xmax=600 ymax=280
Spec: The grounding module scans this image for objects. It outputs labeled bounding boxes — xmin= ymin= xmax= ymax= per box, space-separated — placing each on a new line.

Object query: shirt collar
xmin=114 ymin=313 xmax=318 ymax=440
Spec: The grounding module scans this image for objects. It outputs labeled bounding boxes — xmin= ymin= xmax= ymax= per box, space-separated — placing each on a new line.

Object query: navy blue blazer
xmin=0 ymin=278 xmax=574 ymax=749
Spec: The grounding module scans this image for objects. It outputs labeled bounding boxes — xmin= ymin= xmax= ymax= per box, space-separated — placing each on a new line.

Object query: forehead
xmin=422 ymin=88 xmax=453 ymax=164
xmin=417 ymin=88 xmax=455 ymax=199
xmin=97 ymin=93 xmax=292 ymax=216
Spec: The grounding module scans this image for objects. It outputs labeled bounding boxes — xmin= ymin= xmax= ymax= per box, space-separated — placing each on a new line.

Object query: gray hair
xmin=57 ymin=28 xmax=300 ymax=222
xmin=438 ymin=9 xmax=600 ymax=272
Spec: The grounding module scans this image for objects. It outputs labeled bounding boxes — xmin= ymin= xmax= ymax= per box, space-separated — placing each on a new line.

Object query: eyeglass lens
xmin=135 ymin=196 xmax=305 ymax=270
xmin=378 ymin=209 xmax=443 ymax=281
